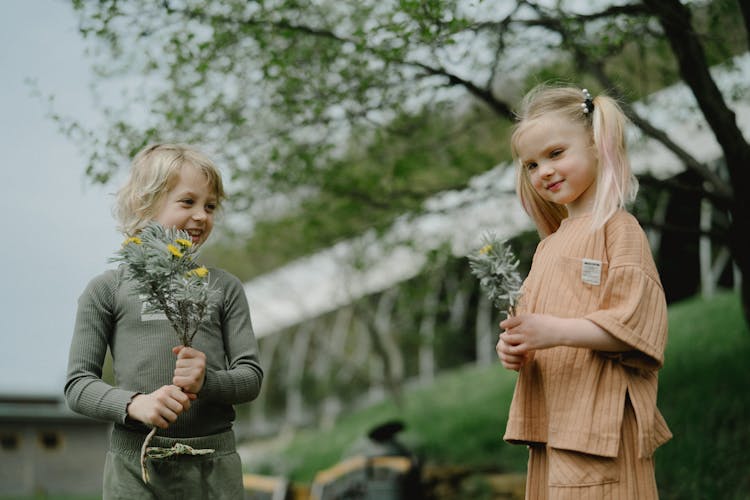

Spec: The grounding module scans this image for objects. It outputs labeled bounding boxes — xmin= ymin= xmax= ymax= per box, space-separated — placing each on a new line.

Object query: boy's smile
xmin=153 ymin=165 xmax=217 ymax=246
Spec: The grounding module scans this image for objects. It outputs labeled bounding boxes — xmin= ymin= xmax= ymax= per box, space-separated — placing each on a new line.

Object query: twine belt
xmin=145 ymin=442 xmax=215 ymax=459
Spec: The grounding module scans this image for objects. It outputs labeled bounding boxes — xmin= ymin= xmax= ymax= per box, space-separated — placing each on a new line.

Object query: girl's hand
xmin=496 ymin=312 xmax=555 ymax=371
xmin=172 ymin=345 xmax=206 ymax=395
xmin=496 ymin=332 xmax=536 ymax=371
xmin=127 ymin=385 xmax=192 ymax=429
xmin=500 ymin=313 xmax=558 ymax=352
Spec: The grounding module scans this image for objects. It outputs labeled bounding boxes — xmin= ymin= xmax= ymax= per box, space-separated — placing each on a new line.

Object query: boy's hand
xmin=172 ymin=345 xmax=206 ymax=395
xmin=127 ymin=385 xmax=192 ymax=429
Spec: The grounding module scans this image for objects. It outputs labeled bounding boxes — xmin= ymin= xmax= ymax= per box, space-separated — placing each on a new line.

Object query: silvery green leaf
xmin=110 ymin=221 xmax=217 ymax=346
xmin=468 ymin=232 xmax=523 ymax=315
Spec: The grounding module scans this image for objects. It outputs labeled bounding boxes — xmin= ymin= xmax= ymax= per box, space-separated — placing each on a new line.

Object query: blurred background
xmin=1 ymin=0 xmax=749 ymax=498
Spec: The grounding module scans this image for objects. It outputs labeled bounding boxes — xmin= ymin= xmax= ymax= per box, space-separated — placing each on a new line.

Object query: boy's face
xmin=153 ymin=165 xmax=217 ymax=246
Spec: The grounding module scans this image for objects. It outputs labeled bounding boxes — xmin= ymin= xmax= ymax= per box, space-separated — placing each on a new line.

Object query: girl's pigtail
xmin=590 ymin=96 xmax=638 ymax=230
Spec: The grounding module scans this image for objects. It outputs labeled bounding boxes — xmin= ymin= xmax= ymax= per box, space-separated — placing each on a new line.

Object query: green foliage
xmin=57 ymin=0 xmax=749 ymax=280
xmin=246 ymin=251 xmax=490 ymax=419
xmin=269 ymin=361 xmax=526 ymax=482
xmin=248 ymin=290 xmax=750 ymax=499
xmin=67 ymin=0 xmax=502 ymax=189
xmin=110 ymin=222 xmax=217 ymax=347
xmin=202 ymin=103 xmax=512 ymax=279
xmin=522 ymin=0 xmax=747 ymax=102
xmin=693 ymin=0 xmax=749 ymax=66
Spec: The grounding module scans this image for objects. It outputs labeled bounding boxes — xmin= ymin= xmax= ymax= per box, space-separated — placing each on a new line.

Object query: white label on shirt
xmin=142 ymin=312 xmax=168 ymax=321
xmin=581 ymin=259 xmax=602 ymax=285
xmin=140 ymin=294 xmax=168 ymax=322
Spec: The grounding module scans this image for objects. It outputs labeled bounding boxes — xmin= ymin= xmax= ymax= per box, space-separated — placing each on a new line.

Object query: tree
xmin=62 ymin=0 xmax=750 ymax=322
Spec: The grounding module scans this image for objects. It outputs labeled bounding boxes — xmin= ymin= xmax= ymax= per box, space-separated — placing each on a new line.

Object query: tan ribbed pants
xmin=524 ymin=402 xmax=658 ymax=499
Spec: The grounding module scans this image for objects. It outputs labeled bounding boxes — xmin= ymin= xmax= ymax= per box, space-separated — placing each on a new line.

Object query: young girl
xmin=65 ymin=143 xmax=263 ymax=499
xmin=496 ymin=85 xmax=672 ymax=499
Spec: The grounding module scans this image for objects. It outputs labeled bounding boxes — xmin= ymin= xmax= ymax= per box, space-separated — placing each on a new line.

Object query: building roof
xmin=0 ymin=395 xmax=106 ymax=423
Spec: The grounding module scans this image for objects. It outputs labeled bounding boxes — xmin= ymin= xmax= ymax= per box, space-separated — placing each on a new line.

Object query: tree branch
xmin=738 ymin=0 xmax=750 ymax=53
xmin=643 ymin=0 xmax=750 ymax=193
xmin=413 ymin=62 xmax=513 ymax=119
xmin=473 ymin=2 xmax=650 ymax=33
xmin=525 ymin=2 xmax=733 ymax=202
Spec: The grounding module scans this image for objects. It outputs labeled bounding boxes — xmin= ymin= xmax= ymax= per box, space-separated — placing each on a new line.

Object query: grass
xmin=262 ymin=361 xmax=529 ymax=482
xmin=253 ymin=290 xmax=750 ymax=499
xmin=655 ymin=291 xmax=750 ymax=499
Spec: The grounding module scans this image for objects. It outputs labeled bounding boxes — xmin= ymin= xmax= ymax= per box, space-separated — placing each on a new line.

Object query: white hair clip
xmin=581 ymin=88 xmax=594 ymax=114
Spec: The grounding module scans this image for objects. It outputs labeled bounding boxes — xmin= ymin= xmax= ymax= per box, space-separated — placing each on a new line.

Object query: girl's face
xmin=153 ymin=165 xmax=217 ymax=246
xmin=515 ymin=114 xmax=598 ymax=217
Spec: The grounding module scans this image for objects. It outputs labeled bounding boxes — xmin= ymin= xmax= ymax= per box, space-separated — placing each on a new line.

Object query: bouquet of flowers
xmin=111 ymin=221 xmax=217 ymax=347
xmin=111 ymin=221 xmax=218 ymax=482
xmin=468 ymin=232 xmax=523 ymax=317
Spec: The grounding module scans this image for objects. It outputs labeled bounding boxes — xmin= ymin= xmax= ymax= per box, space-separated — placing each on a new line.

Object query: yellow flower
xmin=175 ymin=238 xmax=193 ymax=248
xmin=479 ymin=244 xmax=493 ymax=255
xmin=167 ymin=244 xmax=184 ymax=258
xmin=123 ymin=236 xmax=142 ymax=246
xmin=190 ymin=266 xmax=209 ymax=278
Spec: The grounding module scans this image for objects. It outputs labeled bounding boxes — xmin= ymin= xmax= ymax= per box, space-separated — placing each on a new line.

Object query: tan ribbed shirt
xmin=504 ymin=211 xmax=672 ymax=458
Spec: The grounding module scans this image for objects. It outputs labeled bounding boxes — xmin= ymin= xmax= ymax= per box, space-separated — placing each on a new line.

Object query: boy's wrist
xmin=198 ymin=369 xmax=218 ymax=399
xmin=125 ymin=393 xmax=143 ymax=420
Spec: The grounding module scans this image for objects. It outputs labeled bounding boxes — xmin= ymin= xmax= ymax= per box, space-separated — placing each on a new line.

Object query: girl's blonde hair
xmin=114 ymin=143 xmax=226 ymax=236
xmin=510 ymin=83 xmax=637 ymax=237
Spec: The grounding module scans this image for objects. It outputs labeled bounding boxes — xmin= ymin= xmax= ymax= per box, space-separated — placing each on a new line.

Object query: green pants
xmin=103 ymin=426 xmax=244 ymax=499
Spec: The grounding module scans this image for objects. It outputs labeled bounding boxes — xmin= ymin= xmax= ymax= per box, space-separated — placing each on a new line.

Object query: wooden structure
xmin=0 ymin=395 xmax=111 ymax=497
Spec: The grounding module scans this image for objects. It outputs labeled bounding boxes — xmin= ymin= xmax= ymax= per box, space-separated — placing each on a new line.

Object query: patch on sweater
xmin=581 ymin=259 xmax=602 ymax=286
xmin=139 ymin=294 xmax=168 ymax=321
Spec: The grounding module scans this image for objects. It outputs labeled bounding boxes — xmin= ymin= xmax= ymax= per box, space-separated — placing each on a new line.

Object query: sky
xmin=0 ymin=1 xmax=122 ymax=397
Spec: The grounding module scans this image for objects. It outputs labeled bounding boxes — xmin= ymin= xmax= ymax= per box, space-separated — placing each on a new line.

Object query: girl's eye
xmin=525 ymin=161 xmax=537 ymax=171
xmin=205 ymin=203 xmax=217 ymax=213
xmin=550 ymin=149 xmax=563 ymax=158
xmin=180 ymin=199 xmax=195 ymax=206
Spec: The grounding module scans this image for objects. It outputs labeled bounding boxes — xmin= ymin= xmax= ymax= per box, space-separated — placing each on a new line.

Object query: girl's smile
xmin=515 ymin=114 xmax=598 ymax=217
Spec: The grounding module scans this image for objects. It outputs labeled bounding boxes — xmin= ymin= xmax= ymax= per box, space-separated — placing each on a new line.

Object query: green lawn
xmin=255 ymin=290 xmax=750 ymax=499
xmin=654 ymin=291 xmax=750 ymax=499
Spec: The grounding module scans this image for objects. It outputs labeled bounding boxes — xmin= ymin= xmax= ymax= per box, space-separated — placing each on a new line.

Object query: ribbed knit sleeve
xmin=199 ymin=269 xmax=264 ymax=404
xmin=584 ymin=214 xmax=668 ymax=370
xmin=65 ymin=270 xmax=138 ymax=424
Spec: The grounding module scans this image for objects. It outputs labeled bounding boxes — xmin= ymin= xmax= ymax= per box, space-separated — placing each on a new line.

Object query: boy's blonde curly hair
xmin=114 ymin=144 xmax=226 ymax=236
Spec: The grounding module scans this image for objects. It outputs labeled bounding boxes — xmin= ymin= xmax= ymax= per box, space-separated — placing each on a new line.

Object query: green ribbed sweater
xmin=65 ymin=265 xmax=263 ymax=439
